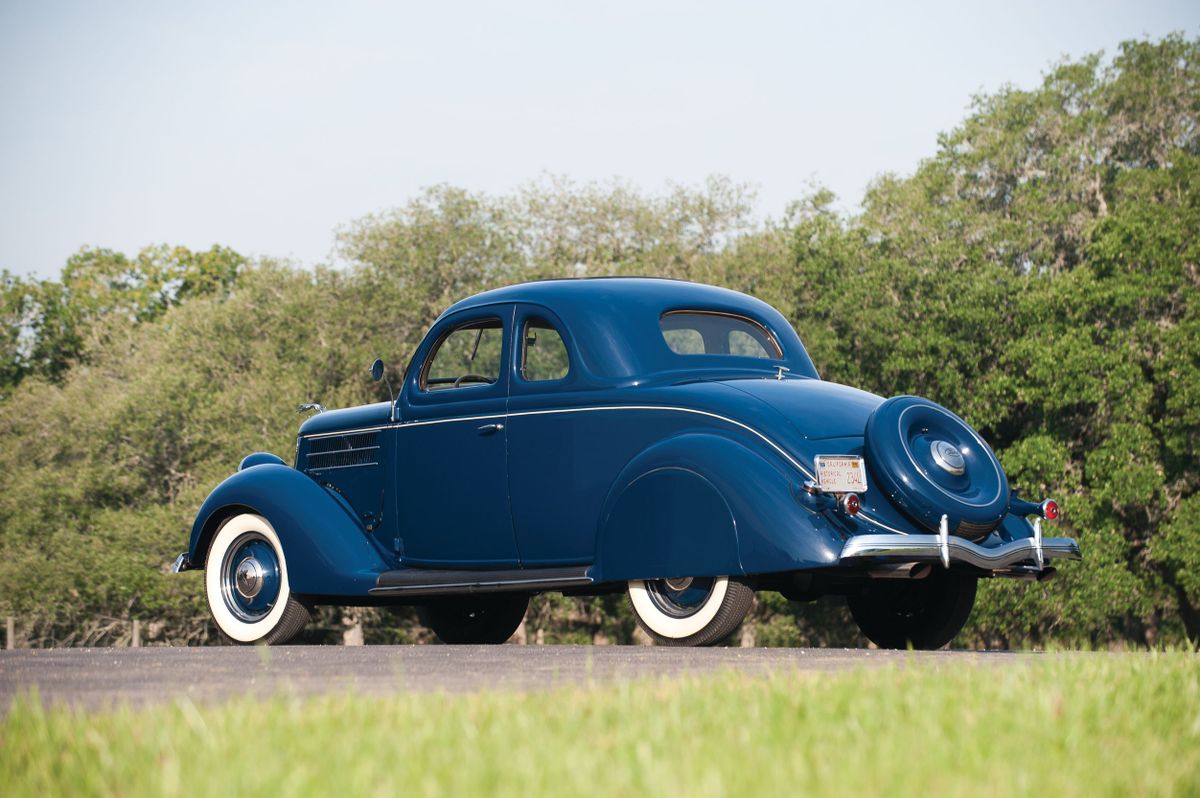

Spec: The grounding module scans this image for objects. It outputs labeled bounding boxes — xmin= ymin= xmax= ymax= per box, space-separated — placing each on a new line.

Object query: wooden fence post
xmin=5 ymin=616 xmax=13 ymax=650
xmin=131 ymin=619 xmax=142 ymax=648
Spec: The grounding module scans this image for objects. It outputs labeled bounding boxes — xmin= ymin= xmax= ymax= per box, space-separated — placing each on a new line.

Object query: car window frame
xmin=419 ymin=316 xmax=506 ymax=394
xmin=517 ymin=315 xmax=572 ymax=385
xmin=404 ymin=309 xmax=513 ymax=412
xmin=509 ymin=305 xmax=580 ymax=395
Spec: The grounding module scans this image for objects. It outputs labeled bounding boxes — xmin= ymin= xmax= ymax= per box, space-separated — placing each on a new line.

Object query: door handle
xmin=477 ymin=423 xmax=504 ymax=434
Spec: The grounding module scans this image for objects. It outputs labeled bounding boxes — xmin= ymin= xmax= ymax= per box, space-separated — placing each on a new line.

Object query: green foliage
xmin=4 ymin=655 xmax=1199 ymax=796
xmin=0 ymin=244 xmax=245 ymax=395
xmin=0 ymin=34 xmax=1197 ymax=647
xmin=772 ymin=34 xmax=1200 ymax=647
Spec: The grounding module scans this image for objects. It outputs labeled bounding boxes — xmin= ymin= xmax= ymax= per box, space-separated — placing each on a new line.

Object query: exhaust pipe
xmin=867 ymin=562 xmax=933 ymax=580
xmin=992 ymin=566 xmax=1057 ymax=582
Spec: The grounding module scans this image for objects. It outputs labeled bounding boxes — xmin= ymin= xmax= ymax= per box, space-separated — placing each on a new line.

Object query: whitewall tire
xmin=628 ymin=576 xmax=754 ymax=646
xmin=204 ymin=513 xmax=310 ymax=645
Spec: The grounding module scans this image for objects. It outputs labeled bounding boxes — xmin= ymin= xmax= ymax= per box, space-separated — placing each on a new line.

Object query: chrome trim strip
xmin=302 ymin=405 xmax=819 ymax=480
xmin=840 ymin=534 xmax=1081 ymax=570
xmin=309 ymin=445 xmax=381 ymax=452
xmin=305 ymin=462 xmax=380 ymax=472
xmin=304 ymin=425 xmax=393 ymax=439
xmin=369 ymin=575 xmax=593 ymax=596
xmin=300 ymin=406 xmax=933 ymax=535
xmin=171 ymin=553 xmax=189 ymax=574
xmin=854 ymin=512 xmax=913 ymax=537
xmin=301 ymin=404 xmax=924 ymax=534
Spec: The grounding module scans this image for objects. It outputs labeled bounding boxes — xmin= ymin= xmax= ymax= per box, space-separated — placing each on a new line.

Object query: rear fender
xmin=592 ymin=433 xmax=845 ymax=582
xmin=187 ymin=464 xmax=390 ymax=597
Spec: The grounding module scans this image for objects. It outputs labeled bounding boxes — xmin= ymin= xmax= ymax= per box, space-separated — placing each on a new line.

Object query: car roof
xmin=442 ymin=277 xmax=766 ymax=317
xmin=437 ymin=277 xmax=819 ymax=381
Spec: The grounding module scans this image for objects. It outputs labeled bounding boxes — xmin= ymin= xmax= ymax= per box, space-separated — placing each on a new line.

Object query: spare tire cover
xmin=864 ymin=396 xmax=1009 ymax=539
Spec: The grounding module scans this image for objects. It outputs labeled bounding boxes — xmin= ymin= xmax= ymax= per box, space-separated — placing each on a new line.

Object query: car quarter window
xmin=660 ymin=311 xmax=781 ymax=359
xmin=422 ymin=318 xmax=504 ymax=391
xmin=521 ymin=318 xmax=570 ymax=381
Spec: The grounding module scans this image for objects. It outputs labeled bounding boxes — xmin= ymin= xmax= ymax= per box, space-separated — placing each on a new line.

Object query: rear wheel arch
xmin=594 ymin=432 xmax=750 ymax=582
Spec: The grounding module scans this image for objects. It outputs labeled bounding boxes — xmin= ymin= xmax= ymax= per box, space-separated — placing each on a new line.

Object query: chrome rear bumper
xmin=840 ymin=533 xmax=1081 ymax=571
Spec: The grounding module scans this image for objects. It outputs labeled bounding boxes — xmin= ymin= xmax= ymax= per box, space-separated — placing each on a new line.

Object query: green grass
xmin=2 ymin=653 xmax=1198 ymax=797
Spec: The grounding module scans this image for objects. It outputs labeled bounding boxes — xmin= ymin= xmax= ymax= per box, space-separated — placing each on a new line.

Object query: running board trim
xmin=369 ymin=565 xmax=593 ymax=597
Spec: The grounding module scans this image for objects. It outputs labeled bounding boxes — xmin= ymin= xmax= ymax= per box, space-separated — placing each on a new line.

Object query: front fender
xmin=187 ymin=464 xmax=391 ymax=597
xmin=592 ymin=432 xmax=845 ymax=582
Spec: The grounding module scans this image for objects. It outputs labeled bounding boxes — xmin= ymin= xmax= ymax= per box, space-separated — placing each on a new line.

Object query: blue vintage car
xmin=174 ymin=278 xmax=1079 ymax=648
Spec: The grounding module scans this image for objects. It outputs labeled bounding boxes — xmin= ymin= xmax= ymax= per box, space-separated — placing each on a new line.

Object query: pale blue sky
xmin=1 ymin=1 xmax=1196 ymax=279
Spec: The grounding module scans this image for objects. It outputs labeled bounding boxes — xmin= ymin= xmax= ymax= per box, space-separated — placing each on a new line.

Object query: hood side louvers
xmin=303 ymin=432 xmax=380 ymax=472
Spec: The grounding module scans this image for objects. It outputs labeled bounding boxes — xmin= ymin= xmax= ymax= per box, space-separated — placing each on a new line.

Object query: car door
xmin=505 ymin=305 xmax=607 ymax=566
xmin=392 ymin=306 xmax=520 ymax=568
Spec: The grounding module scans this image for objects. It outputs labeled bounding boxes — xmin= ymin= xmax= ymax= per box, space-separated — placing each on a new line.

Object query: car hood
xmin=718 ymin=378 xmax=884 ymax=440
xmin=298 ymin=401 xmax=392 ymax=437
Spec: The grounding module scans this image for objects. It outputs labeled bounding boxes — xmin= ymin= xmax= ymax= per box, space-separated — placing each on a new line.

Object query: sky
xmin=1 ymin=1 xmax=1196 ymax=280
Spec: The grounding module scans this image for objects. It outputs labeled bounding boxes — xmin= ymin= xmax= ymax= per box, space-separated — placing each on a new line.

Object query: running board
xmin=369 ymin=565 xmax=593 ymax=597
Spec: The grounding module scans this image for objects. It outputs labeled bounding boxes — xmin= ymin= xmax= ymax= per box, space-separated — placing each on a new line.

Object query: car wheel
xmin=847 ymin=570 xmax=977 ymax=650
xmin=627 ymin=576 xmax=754 ymax=646
xmin=420 ymin=593 xmax=529 ymax=644
xmin=204 ymin=513 xmax=310 ymax=645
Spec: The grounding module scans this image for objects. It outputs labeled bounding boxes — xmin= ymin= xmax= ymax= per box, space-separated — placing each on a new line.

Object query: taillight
xmin=841 ymin=493 xmax=860 ymax=516
xmin=1041 ymin=499 xmax=1059 ymax=520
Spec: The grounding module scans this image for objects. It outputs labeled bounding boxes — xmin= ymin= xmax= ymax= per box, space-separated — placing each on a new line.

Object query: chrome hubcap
xmin=930 ymin=440 xmax=965 ymax=476
xmin=220 ymin=531 xmax=281 ymax=622
xmin=646 ymin=576 xmax=716 ymax=618
xmin=235 ymin=557 xmax=265 ymax=599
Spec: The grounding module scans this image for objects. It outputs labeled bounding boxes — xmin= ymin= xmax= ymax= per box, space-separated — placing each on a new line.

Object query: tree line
xmin=1 ymin=34 xmax=1196 ymax=647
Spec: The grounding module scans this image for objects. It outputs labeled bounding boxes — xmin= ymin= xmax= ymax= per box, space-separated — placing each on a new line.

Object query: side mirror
xmin=371 ymin=358 xmax=396 ymax=422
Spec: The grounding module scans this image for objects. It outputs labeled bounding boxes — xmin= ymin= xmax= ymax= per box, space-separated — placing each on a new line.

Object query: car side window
xmin=521 ymin=318 xmax=570 ymax=381
xmin=422 ymin=318 xmax=504 ymax=391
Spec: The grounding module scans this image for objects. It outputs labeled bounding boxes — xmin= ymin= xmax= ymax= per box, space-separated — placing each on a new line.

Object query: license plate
xmin=814 ymin=455 xmax=868 ymax=493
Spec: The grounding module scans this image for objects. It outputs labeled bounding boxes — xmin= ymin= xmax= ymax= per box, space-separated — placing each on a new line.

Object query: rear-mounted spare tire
xmin=864 ymin=396 xmax=1009 ymax=539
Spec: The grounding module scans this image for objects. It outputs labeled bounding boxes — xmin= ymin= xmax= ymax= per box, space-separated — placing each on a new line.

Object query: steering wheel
xmin=452 ymin=373 xmax=495 ymax=388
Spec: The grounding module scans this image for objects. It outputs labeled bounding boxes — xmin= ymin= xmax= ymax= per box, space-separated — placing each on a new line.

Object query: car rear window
xmin=660 ymin=311 xmax=781 ymax=359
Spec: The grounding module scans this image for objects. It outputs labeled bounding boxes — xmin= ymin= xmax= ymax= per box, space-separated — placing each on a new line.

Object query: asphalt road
xmin=0 ymin=645 xmax=1029 ymax=710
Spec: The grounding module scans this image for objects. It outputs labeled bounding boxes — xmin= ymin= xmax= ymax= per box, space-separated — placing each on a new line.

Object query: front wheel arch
xmin=193 ymin=503 xmax=259 ymax=569
xmin=186 ymin=464 xmax=391 ymax=597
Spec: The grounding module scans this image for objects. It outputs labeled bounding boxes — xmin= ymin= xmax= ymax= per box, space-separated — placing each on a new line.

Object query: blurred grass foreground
xmin=3 ymin=653 xmax=1198 ymax=797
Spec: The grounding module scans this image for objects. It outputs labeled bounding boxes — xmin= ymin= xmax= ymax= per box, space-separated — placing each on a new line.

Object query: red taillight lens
xmin=1042 ymin=499 xmax=1059 ymax=520
xmin=842 ymin=493 xmax=860 ymax=515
